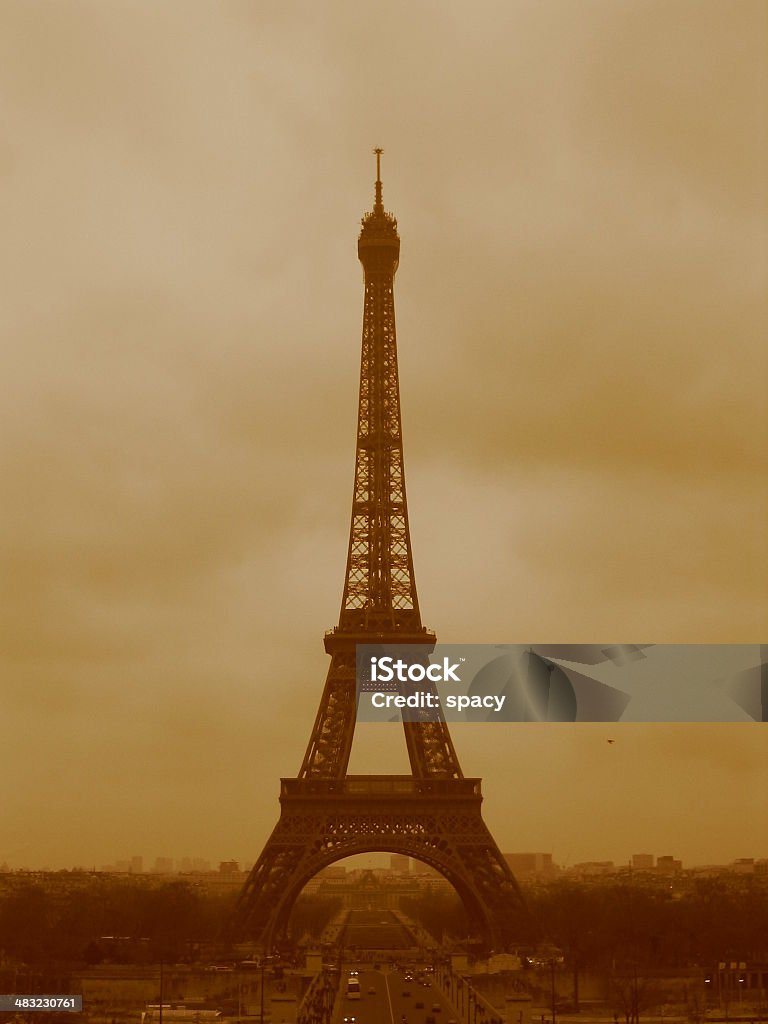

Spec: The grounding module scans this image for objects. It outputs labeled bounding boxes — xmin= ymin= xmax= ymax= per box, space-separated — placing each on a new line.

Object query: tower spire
xmin=373 ymin=146 xmax=383 ymax=212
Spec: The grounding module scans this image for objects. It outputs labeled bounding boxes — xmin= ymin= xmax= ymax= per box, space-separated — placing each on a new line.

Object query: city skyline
xmin=1 ymin=3 xmax=766 ymax=874
xmin=5 ymin=847 xmax=768 ymax=875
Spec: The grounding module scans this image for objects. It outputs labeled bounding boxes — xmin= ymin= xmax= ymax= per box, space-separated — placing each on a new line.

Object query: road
xmin=332 ymin=913 xmax=457 ymax=1024
xmin=339 ymin=910 xmax=416 ymax=951
xmin=334 ymin=965 xmax=457 ymax=1024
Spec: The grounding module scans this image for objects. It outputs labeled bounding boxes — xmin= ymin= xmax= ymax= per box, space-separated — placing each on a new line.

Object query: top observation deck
xmin=358 ymin=147 xmax=400 ymax=270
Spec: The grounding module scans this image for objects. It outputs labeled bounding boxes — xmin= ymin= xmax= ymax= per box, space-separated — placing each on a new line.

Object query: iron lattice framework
xmin=343 ymin=166 xmax=414 ymax=620
xmin=233 ymin=152 xmax=535 ymax=951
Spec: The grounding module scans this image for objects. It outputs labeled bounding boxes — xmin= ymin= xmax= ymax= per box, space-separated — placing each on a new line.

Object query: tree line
xmin=0 ymin=877 xmax=340 ymax=966
xmin=403 ymin=876 xmax=768 ymax=968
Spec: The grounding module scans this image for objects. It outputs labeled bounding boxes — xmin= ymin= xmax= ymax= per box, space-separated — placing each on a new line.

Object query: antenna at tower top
xmin=373 ymin=147 xmax=383 ymax=211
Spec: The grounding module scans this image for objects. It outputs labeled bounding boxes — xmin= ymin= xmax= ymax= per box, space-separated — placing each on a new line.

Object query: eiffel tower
xmin=232 ymin=151 xmax=535 ymax=952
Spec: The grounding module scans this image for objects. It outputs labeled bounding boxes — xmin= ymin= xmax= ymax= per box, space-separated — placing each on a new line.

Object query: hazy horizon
xmin=5 ymin=848 xmax=765 ymax=875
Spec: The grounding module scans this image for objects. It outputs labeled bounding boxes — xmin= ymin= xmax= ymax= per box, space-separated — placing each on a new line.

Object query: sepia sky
xmin=1 ymin=1 xmax=767 ymax=872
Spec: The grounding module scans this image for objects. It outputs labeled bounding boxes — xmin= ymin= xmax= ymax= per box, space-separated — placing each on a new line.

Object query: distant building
xmin=178 ymin=857 xmax=211 ymax=873
xmin=390 ymin=854 xmax=410 ymax=874
xmin=410 ymin=863 xmax=441 ymax=878
xmin=153 ymin=857 xmax=174 ymax=874
xmin=317 ymin=865 xmax=347 ymax=879
xmin=504 ymin=853 xmax=554 ymax=877
xmin=571 ymin=861 xmax=615 ymax=876
xmin=130 ymin=856 xmax=143 ymax=874
xmin=732 ymin=858 xmax=755 ymax=873
xmin=219 ymin=860 xmax=240 ymax=875
xmin=632 ymin=854 xmax=655 ymax=870
xmin=656 ymin=855 xmax=682 ymax=874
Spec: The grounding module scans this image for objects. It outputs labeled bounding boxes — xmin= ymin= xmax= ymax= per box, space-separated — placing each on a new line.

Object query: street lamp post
xmin=159 ymin=960 xmax=164 ymax=1024
xmin=259 ymin=958 xmax=273 ymax=1024
xmin=550 ymin=959 xmax=557 ymax=1024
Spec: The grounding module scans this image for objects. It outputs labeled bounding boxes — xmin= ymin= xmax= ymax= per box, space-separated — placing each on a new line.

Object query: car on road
xmin=426 ymin=1016 xmax=436 ymax=1024
xmin=415 ymin=1002 xmax=424 ymax=1010
xmin=431 ymin=1004 xmax=441 ymax=1013
xmin=367 ymin=988 xmax=376 ymax=996
xmin=402 ymin=990 xmax=411 ymax=997
xmin=343 ymin=1017 xmax=356 ymax=1023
